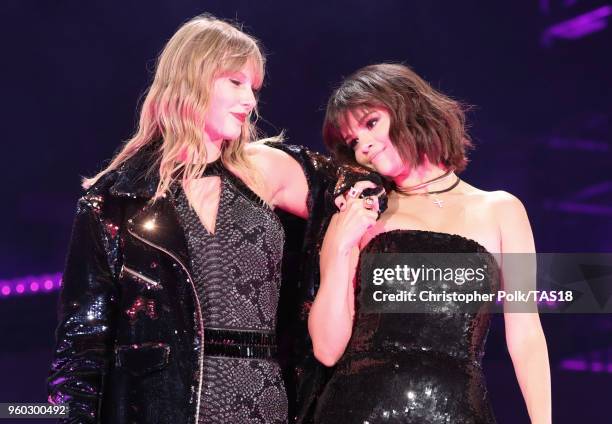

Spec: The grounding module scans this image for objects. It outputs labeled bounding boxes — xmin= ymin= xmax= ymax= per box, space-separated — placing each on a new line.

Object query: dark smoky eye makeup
xmin=365 ymin=117 xmax=378 ymax=129
xmin=340 ymin=133 xmax=357 ymax=150
xmin=361 ymin=110 xmax=377 ymax=123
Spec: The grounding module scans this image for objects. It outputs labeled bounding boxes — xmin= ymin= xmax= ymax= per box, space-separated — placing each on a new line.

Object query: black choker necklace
xmin=395 ymin=170 xmax=461 ymax=208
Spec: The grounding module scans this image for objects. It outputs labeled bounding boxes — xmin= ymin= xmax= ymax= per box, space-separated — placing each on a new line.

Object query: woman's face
xmin=340 ymin=107 xmax=406 ymax=177
xmin=204 ymin=63 xmax=259 ymax=143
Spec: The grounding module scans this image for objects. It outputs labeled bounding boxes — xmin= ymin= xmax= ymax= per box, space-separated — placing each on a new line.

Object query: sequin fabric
xmin=47 ymin=140 xmax=387 ymax=424
xmin=314 ymin=230 xmax=500 ymax=424
xmin=174 ymin=161 xmax=288 ymax=424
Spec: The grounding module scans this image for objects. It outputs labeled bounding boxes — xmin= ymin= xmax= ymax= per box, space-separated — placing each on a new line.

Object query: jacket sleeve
xmin=47 ymin=194 xmax=120 ymax=423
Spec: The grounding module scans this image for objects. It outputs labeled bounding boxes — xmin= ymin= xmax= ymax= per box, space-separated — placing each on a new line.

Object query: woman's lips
xmin=230 ymin=112 xmax=247 ymax=123
xmin=369 ymin=147 xmax=385 ymax=162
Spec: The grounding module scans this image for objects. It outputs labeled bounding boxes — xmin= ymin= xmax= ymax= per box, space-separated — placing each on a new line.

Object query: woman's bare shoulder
xmin=245 ymin=142 xmax=294 ymax=173
xmin=461 ymin=181 xmax=524 ymax=209
xmin=459 ymin=183 xmax=529 ymax=232
xmin=244 ymin=142 xmax=309 ymax=213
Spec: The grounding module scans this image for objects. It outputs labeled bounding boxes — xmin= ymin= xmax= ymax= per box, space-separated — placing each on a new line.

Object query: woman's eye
xmin=349 ymin=139 xmax=358 ymax=150
xmin=230 ymin=79 xmax=241 ymax=86
xmin=366 ymin=118 xmax=378 ymax=129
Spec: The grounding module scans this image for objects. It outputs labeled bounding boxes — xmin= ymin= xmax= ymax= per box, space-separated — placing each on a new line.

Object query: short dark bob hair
xmin=323 ymin=63 xmax=472 ymax=173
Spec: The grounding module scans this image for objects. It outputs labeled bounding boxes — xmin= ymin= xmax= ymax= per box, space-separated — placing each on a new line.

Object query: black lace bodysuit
xmin=314 ymin=230 xmax=500 ymax=424
xmin=174 ymin=161 xmax=288 ymax=424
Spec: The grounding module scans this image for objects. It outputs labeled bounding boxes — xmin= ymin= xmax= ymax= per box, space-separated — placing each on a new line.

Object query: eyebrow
xmin=341 ymin=110 xmax=372 ymax=143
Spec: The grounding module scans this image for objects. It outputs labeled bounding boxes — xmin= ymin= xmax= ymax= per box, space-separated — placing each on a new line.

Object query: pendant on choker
xmin=396 ymin=176 xmax=461 ymax=208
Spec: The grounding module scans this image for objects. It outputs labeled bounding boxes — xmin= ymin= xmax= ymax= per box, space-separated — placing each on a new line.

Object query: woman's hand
xmin=323 ymin=181 xmax=381 ymax=255
xmin=309 ymin=180 xmax=383 ymax=366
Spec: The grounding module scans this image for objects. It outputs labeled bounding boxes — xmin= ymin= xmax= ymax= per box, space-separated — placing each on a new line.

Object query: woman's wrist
xmin=321 ymin=239 xmax=353 ymax=261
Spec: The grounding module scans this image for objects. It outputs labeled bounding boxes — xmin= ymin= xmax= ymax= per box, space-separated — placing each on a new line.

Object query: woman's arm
xmin=269 ymin=146 xmax=310 ymax=218
xmin=48 ymin=195 xmax=119 ymax=423
xmin=495 ymin=192 xmax=551 ymax=424
xmin=308 ymin=183 xmax=379 ymax=366
xmin=252 ymin=142 xmax=384 ymax=219
xmin=246 ymin=142 xmax=324 ymax=219
xmin=308 ymin=216 xmax=358 ymax=366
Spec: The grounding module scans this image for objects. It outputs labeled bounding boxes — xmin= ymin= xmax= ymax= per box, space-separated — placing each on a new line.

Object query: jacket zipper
xmin=121 ymin=264 xmax=160 ymax=289
xmin=127 ymin=228 xmax=204 ymax=424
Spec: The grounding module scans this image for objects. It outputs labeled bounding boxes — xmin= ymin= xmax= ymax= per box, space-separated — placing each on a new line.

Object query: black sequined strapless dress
xmin=314 ymin=230 xmax=500 ymax=424
xmin=174 ymin=161 xmax=288 ymax=424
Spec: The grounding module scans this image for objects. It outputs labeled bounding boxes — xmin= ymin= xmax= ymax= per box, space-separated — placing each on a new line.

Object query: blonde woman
xmin=309 ymin=64 xmax=551 ymax=423
xmin=47 ymin=15 xmax=369 ymax=424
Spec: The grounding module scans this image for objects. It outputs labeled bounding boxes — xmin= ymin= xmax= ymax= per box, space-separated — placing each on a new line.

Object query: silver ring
xmin=347 ymin=187 xmax=360 ymax=198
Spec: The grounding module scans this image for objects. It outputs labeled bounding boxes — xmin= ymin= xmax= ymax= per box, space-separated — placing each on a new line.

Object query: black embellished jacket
xmin=47 ymin=142 xmax=382 ymax=424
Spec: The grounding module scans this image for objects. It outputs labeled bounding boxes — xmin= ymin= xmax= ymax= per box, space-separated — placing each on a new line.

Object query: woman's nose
xmin=359 ymin=137 xmax=373 ymax=154
xmin=242 ymin=88 xmax=256 ymax=111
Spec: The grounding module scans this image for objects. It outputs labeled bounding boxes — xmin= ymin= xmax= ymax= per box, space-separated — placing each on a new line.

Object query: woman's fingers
xmin=335 ymin=186 xmax=363 ymax=211
xmin=364 ymin=187 xmax=386 ymax=214
xmin=335 ymin=182 xmax=386 ymax=226
xmin=362 ymin=196 xmax=378 ymax=213
xmin=335 ymin=180 xmax=379 ymax=211
xmin=335 ymin=195 xmax=346 ymax=211
xmin=329 ymin=196 xmax=380 ymax=251
xmin=345 ymin=199 xmax=378 ymax=226
xmin=352 ymin=180 xmax=377 ymax=193
xmin=361 ymin=208 xmax=379 ymax=228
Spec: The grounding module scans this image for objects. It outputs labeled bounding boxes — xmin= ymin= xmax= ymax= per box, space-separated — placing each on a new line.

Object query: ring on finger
xmin=347 ymin=187 xmax=360 ymax=198
xmin=364 ymin=196 xmax=375 ymax=210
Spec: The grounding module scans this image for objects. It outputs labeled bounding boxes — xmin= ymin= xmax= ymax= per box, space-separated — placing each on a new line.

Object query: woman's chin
xmin=221 ymin=131 xmax=242 ymax=142
xmin=371 ymin=163 xmax=394 ymax=177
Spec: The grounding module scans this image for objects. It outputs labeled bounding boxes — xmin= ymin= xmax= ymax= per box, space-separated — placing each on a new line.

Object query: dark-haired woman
xmin=309 ymin=64 xmax=551 ymax=423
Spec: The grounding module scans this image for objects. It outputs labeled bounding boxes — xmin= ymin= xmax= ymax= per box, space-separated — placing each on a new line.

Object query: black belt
xmin=203 ymin=328 xmax=277 ymax=359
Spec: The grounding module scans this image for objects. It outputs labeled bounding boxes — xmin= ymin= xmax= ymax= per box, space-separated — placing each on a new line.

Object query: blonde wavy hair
xmin=84 ymin=14 xmax=271 ymax=200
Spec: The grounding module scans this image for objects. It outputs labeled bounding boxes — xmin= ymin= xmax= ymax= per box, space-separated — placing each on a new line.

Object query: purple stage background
xmin=1 ymin=1 xmax=611 ymax=422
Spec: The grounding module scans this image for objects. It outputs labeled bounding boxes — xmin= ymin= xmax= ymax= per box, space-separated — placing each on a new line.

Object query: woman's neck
xmin=202 ymin=133 xmax=224 ymax=163
xmin=178 ymin=135 xmax=224 ymax=165
xmin=392 ymin=157 xmax=453 ymax=194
